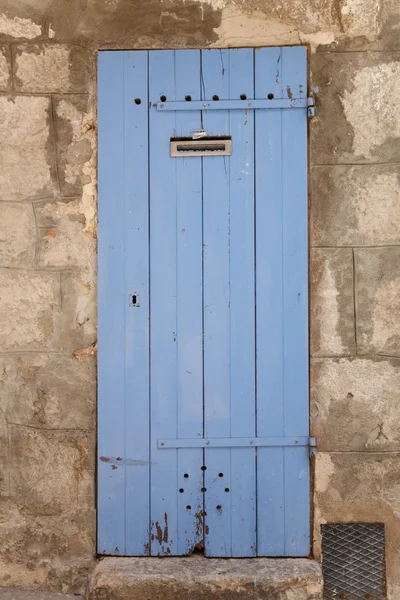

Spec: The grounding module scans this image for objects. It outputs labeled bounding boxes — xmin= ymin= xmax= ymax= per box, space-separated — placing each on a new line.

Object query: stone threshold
xmin=89 ymin=556 xmax=323 ymax=600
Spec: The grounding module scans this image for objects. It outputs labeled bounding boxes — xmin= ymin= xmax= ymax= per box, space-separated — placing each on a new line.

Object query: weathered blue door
xmin=98 ymin=47 xmax=311 ymax=557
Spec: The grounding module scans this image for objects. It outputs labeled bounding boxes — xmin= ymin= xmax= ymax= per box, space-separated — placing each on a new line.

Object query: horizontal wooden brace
xmin=158 ymin=436 xmax=316 ymax=449
xmin=156 ymin=98 xmax=314 ymax=111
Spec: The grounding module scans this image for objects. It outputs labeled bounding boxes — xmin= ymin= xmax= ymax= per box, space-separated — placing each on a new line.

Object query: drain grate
xmin=321 ymin=523 xmax=386 ymax=599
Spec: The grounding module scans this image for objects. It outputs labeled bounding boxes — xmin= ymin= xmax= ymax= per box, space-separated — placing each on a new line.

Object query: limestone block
xmin=0 ymin=12 xmax=44 ymax=40
xmin=9 ymin=426 xmax=94 ymax=517
xmin=60 ymin=271 xmax=97 ymax=352
xmin=90 ymin=556 xmax=323 ymax=600
xmin=36 ymin=199 xmax=96 ymax=268
xmin=355 ymin=247 xmax=400 ymax=356
xmin=53 ymin=95 xmax=93 ymax=197
xmin=311 ymin=52 xmax=400 ymax=164
xmin=0 ymin=353 xmax=96 ymax=430
xmin=314 ymin=452 xmax=400 ymax=600
xmin=0 ymin=96 xmax=54 ymax=201
xmin=0 ymin=45 xmax=10 ymax=90
xmin=14 ymin=44 xmax=90 ymax=93
xmin=311 ymin=165 xmax=400 ymax=246
xmin=0 ymin=203 xmax=36 ymax=267
xmin=0 ymin=270 xmax=60 ymax=351
xmin=310 ymin=248 xmax=355 ymax=357
xmin=311 ymin=357 xmax=400 ymax=451
xmin=0 ymin=494 xmax=95 ymax=591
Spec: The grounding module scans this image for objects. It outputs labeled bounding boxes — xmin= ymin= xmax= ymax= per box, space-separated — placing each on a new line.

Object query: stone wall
xmin=0 ymin=0 xmax=398 ymax=597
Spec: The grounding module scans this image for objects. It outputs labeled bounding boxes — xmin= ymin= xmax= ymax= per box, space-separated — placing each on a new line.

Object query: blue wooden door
xmin=98 ymin=47 xmax=311 ymax=557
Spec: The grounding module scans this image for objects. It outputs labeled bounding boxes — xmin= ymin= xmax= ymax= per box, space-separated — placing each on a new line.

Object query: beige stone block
xmin=314 ymin=452 xmax=400 ymax=600
xmin=0 ymin=45 xmax=11 ymax=91
xmin=9 ymin=426 xmax=94 ymax=517
xmin=310 ymin=248 xmax=355 ymax=356
xmin=53 ymin=95 xmax=93 ymax=197
xmin=0 ymin=270 xmax=60 ymax=350
xmin=311 ymin=52 xmax=400 ymax=164
xmin=311 ymin=357 xmax=400 ymax=451
xmin=36 ymin=199 xmax=96 ymax=268
xmin=311 ymin=165 xmax=400 ymax=246
xmin=0 ymin=96 xmax=55 ymax=201
xmin=0 ymin=203 xmax=36 ymax=267
xmin=0 ymin=353 xmax=95 ymax=430
xmin=60 ymin=271 xmax=97 ymax=352
xmin=355 ymin=247 xmax=400 ymax=356
xmin=14 ymin=44 xmax=90 ymax=93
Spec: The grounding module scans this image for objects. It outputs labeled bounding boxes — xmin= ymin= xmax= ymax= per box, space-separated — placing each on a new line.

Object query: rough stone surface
xmin=60 ymin=271 xmax=97 ymax=352
xmin=0 ymin=44 xmax=10 ymax=90
xmin=314 ymin=452 xmax=400 ymax=600
xmin=311 ymin=52 xmax=400 ymax=164
xmin=0 ymin=353 xmax=96 ymax=431
xmin=311 ymin=357 xmax=400 ymax=451
xmin=0 ymin=591 xmax=83 ymax=600
xmin=53 ymin=96 xmax=93 ymax=197
xmin=0 ymin=270 xmax=60 ymax=351
xmin=90 ymin=557 xmax=323 ymax=600
xmin=0 ymin=96 xmax=54 ymax=201
xmin=0 ymin=203 xmax=36 ymax=268
xmin=311 ymin=165 xmax=400 ymax=247
xmin=14 ymin=44 xmax=90 ymax=93
xmin=355 ymin=247 xmax=400 ymax=356
xmin=310 ymin=248 xmax=355 ymax=357
xmin=36 ymin=199 xmax=96 ymax=269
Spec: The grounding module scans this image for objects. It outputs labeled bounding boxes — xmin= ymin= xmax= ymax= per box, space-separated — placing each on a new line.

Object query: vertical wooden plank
xmin=255 ymin=46 xmax=310 ymax=557
xmin=174 ymin=50 xmax=205 ymax=555
xmin=149 ymin=50 xmax=178 ymax=555
xmin=98 ymin=51 xmax=126 ymax=555
xmin=255 ymin=46 xmax=285 ymax=557
xmin=123 ymin=51 xmax=150 ymax=556
xmin=98 ymin=50 xmax=150 ymax=555
xmin=201 ymin=48 xmax=232 ymax=557
xmin=228 ymin=48 xmax=256 ymax=557
xmin=281 ymin=46 xmax=309 ymax=556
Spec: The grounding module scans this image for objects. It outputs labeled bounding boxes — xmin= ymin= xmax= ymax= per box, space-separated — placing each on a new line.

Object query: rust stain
xmin=73 ymin=342 xmax=97 ymax=360
xmin=286 ymin=86 xmax=293 ymax=100
xmin=163 ymin=512 xmax=169 ymax=543
xmin=194 ymin=539 xmax=204 ymax=552
xmin=205 ymin=525 xmax=210 ymax=535
xmin=116 ymin=457 xmax=122 ymax=461
xmin=46 ymin=230 xmax=57 ymax=237
xmin=74 ymin=440 xmax=88 ymax=480
xmin=111 ymin=465 xmax=118 ymax=470
xmin=155 ymin=521 xmax=163 ymax=545
xmin=99 ymin=456 xmax=110 ymax=463
xmin=194 ymin=509 xmax=204 ymax=537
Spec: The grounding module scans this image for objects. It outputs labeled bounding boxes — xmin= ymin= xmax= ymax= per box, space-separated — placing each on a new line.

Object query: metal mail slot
xmin=170 ymin=137 xmax=232 ymax=157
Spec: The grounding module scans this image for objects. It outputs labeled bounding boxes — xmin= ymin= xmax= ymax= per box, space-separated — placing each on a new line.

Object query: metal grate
xmin=322 ymin=523 xmax=386 ymax=600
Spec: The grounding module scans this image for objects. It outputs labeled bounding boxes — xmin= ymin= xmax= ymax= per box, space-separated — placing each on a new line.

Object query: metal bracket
xmin=157 ymin=98 xmax=314 ymax=112
xmin=158 ymin=436 xmax=317 ymax=449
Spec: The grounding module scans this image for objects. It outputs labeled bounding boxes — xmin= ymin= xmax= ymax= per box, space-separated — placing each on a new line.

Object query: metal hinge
xmin=158 ymin=436 xmax=317 ymax=450
xmin=157 ymin=97 xmax=316 ymax=113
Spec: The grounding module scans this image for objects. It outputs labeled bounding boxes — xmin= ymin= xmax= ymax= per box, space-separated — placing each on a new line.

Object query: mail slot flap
xmin=170 ymin=137 xmax=232 ymax=157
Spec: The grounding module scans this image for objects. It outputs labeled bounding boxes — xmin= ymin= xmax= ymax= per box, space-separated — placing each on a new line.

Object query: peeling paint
xmin=0 ymin=13 xmax=41 ymax=39
xmin=317 ymin=261 xmax=344 ymax=355
xmin=371 ymin=279 xmax=400 ymax=352
xmin=56 ymin=100 xmax=97 ymax=236
xmin=342 ymin=62 xmax=400 ymax=158
xmin=315 ymin=453 xmax=335 ymax=493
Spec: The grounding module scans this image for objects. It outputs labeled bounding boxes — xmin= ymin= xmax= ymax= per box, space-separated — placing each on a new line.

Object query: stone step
xmin=0 ymin=591 xmax=83 ymax=600
xmin=90 ymin=556 xmax=323 ymax=600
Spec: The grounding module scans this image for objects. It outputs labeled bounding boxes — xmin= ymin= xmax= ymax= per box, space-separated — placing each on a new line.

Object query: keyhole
xmin=132 ymin=295 xmax=137 ymax=304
